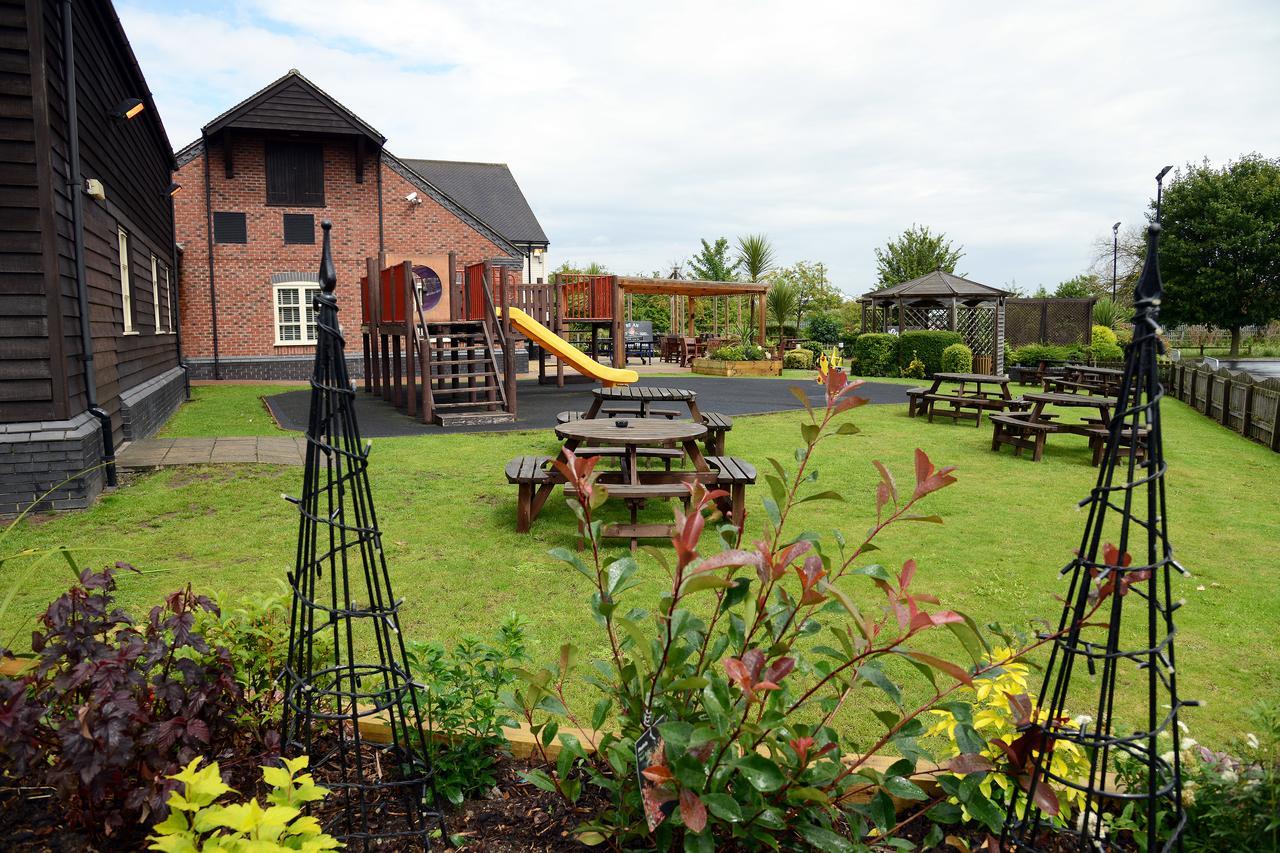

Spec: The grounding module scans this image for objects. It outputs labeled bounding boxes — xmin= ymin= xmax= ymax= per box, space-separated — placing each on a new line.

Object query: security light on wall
xmin=169 ymin=182 xmax=182 ymax=196
xmin=405 ymin=191 xmax=421 ymax=204
xmin=113 ymin=97 xmax=145 ymax=120
xmin=84 ymin=178 xmax=106 ymax=201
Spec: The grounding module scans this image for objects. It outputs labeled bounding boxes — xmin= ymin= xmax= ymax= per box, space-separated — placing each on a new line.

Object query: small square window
xmin=283 ymin=213 xmax=315 ymax=244
xmin=213 ymin=211 xmax=247 ymax=244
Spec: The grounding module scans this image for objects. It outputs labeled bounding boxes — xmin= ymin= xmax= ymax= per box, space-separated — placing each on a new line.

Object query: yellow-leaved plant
xmin=926 ymin=647 xmax=1092 ymax=825
xmin=147 ymin=755 xmax=342 ymax=852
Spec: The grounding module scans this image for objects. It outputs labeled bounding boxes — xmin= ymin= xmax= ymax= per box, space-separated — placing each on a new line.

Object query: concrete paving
xmin=117 ymin=436 xmax=307 ymax=469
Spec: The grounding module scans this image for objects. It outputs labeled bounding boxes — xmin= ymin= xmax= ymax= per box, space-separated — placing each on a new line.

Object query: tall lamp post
xmin=1111 ymin=221 xmax=1121 ymax=300
xmin=1155 ymin=164 xmax=1174 ymax=222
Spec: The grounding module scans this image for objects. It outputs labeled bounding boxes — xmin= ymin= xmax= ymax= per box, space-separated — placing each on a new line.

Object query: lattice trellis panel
xmin=901 ymin=307 xmax=948 ymax=331
xmin=956 ymin=306 xmax=995 ymax=362
xmin=1005 ymin=301 xmax=1044 ymax=346
xmin=1005 ymin=298 xmax=1095 ymax=347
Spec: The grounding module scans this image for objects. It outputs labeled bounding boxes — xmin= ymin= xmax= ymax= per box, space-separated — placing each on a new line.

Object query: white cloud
xmin=121 ymin=0 xmax=1280 ymax=294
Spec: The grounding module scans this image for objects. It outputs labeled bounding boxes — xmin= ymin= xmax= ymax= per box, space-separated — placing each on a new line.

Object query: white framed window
xmin=165 ymin=266 xmax=175 ymax=333
xmin=273 ymin=282 xmax=320 ymax=345
xmin=151 ymin=253 xmax=161 ymax=333
xmin=118 ymin=226 xmax=135 ymax=333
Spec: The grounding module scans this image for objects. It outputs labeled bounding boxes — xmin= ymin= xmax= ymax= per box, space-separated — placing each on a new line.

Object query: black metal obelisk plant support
xmin=1002 ymin=222 xmax=1191 ymax=851
xmin=282 ymin=221 xmax=440 ymax=849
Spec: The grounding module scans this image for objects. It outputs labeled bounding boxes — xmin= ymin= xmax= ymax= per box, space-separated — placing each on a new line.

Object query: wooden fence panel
xmin=1162 ymin=362 xmax=1280 ymax=452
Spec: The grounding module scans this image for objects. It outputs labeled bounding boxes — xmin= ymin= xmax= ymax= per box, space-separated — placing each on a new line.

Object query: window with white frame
xmin=165 ymin=266 xmax=175 ymax=333
xmin=151 ymin=254 xmax=161 ymax=333
xmin=273 ymin=282 xmax=320 ymax=345
xmin=118 ymin=226 xmax=134 ymax=333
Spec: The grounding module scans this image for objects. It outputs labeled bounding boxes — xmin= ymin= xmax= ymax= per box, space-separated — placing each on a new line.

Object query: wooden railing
xmin=555 ymin=273 xmax=615 ymax=321
xmin=1163 ymin=361 xmax=1280 ymax=451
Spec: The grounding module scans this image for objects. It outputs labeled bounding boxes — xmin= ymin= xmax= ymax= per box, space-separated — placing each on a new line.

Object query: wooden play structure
xmin=359 ymin=260 xmax=769 ymax=427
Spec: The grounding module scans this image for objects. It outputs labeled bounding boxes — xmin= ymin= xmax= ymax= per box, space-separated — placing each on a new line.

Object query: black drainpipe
xmin=62 ymin=0 xmax=115 ymax=487
xmin=203 ymin=134 xmax=221 ymax=379
xmin=170 ymin=200 xmax=189 ymax=401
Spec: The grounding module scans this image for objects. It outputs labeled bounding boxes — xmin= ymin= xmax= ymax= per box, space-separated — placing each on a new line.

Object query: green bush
xmin=783 ymin=348 xmax=814 ymax=369
xmin=840 ymin=332 xmax=861 ymax=355
xmin=1093 ymin=297 xmax=1125 ymax=329
xmin=941 ymin=342 xmax=974 ymax=373
xmin=710 ymin=344 xmax=746 ymax=361
xmin=896 ymin=330 xmax=963 ymax=375
xmin=1092 ymin=342 xmax=1124 ymax=362
xmin=1092 ymin=325 xmax=1119 ymax=347
xmin=801 ymin=340 xmax=824 ymax=360
xmin=1008 ymin=343 xmax=1088 ymax=365
xmin=902 ymin=350 xmax=927 ymax=379
xmin=854 ymin=333 xmax=897 ymax=376
xmin=1114 ymin=326 xmax=1133 ymax=346
xmin=804 ymin=312 xmax=842 ymax=345
xmin=742 ymin=344 xmax=766 ymax=362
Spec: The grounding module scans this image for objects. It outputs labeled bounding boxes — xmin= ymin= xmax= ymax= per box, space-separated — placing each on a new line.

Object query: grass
xmin=159 ymin=384 xmax=302 ymax=437
xmin=4 ymin=381 xmax=1278 ymax=750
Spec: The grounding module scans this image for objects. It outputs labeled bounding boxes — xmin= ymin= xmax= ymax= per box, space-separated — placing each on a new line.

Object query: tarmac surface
xmin=264 ymin=375 xmax=910 ymax=437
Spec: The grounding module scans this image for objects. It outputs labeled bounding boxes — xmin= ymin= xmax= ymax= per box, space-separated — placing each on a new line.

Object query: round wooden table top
xmin=556 ymin=417 xmax=705 ymax=445
xmin=1025 ymin=391 xmax=1118 ymax=407
xmin=592 ymin=386 xmax=696 ymax=402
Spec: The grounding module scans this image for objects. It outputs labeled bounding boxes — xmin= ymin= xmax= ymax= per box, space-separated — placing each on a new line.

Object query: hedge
xmin=940 ymin=343 xmax=974 ymax=373
xmin=896 ymin=330 xmax=963 ymax=375
xmin=854 ymin=334 xmax=897 ymax=376
xmin=783 ymin=348 xmax=814 ymax=370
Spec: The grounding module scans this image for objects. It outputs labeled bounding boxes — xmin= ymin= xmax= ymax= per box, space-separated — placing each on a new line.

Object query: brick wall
xmin=0 ymin=413 xmax=106 ymax=514
xmin=175 ymin=137 xmax=519 ymax=368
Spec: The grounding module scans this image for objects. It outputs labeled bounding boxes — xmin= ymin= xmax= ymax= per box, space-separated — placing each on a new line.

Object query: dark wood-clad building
xmin=0 ymin=0 xmax=183 ymax=513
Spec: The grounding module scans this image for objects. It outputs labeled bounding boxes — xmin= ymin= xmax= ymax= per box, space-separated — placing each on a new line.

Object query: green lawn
xmin=4 ymin=381 xmax=1277 ymax=751
xmin=159 ymin=384 xmax=302 ymax=437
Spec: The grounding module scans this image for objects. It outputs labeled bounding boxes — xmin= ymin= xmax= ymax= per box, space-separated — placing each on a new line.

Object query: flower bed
xmin=690 ymin=357 xmax=783 ymax=377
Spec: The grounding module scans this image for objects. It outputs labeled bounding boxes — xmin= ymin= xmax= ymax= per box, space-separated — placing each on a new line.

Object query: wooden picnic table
xmin=991 ymin=391 xmax=1129 ymax=463
xmin=1043 ymin=364 xmax=1130 ymax=397
xmin=908 ymin=372 xmax=1026 ymax=426
xmin=586 ymin=385 xmax=703 ymax=422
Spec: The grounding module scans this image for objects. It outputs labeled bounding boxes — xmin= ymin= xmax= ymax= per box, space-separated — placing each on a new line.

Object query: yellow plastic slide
xmin=500 ymin=307 xmax=639 ymax=386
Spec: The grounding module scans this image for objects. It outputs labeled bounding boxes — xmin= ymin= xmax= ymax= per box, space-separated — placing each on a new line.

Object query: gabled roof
xmin=400 ymin=159 xmax=548 ymax=245
xmin=201 ymin=69 xmax=385 ymax=144
xmin=862 ymin=270 xmax=1008 ymax=303
xmin=382 ymin=153 xmax=521 ymax=258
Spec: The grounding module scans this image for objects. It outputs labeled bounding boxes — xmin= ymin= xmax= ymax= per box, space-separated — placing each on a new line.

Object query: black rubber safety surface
xmin=265 ymin=376 xmax=909 ymax=438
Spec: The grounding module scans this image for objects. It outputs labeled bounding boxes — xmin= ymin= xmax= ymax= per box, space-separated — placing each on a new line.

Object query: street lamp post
xmin=1112 ymin=221 xmax=1121 ymax=301
xmin=1155 ymin=165 xmax=1173 ymax=222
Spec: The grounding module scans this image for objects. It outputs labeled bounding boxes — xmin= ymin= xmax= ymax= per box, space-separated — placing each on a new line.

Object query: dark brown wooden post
xmin=612 ymin=276 xmax=626 ymax=369
xmin=555 ymin=273 xmax=566 ymax=387
xmin=1241 ymin=380 xmax=1254 ymax=439
xmin=366 ymin=257 xmax=381 ymax=396
xmin=402 ymin=261 xmax=416 ymax=418
xmin=447 ymin=251 xmax=459 ymax=321
xmin=1220 ymin=375 xmax=1233 ymax=427
xmin=756 ymin=293 xmax=766 ymax=351
xmin=502 ymin=267 xmax=517 ymax=417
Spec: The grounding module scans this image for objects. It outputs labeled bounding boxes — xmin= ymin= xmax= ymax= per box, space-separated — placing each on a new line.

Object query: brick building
xmin=174 ymin=70 xmax=549 ymax=380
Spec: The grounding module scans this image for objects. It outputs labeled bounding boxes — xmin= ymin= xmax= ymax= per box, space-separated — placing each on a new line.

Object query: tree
xmin=1088 ymin=224 xmax=1147 ymax=303
xmin=874 ymin=224 xmax=964 ymax=286
xmin=1159 ymin=154 xmax=1280 ymax=356
xmin=688 ymin=238 xmax=740 ymax=281
xmin=770 ymin=261 xmax=842 ymax=334
xmin=1054 ymin=274 xmax=1108 ymax=299
xmin=552 ymin=260 xmax=609 ymax=277
xmin=735 ymin=234 xmax=776 ymax=282
xmin=765 ymin=281 xmax=798 ymax=338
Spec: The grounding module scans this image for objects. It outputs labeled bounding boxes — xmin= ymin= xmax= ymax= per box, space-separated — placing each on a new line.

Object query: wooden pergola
xmin=617 ymin=276 xmax=770 ymax=343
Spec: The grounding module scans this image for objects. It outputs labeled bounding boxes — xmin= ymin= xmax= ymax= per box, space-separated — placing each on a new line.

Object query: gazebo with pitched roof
xmin=859 ymin=270 xmax=1010 ymax=373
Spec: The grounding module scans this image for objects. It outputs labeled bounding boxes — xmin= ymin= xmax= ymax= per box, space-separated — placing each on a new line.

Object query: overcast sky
xmin=121 ymin=0 xmax=1280 ymax=296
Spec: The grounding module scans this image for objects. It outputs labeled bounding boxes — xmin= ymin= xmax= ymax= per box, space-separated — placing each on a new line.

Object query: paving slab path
xmin=117 ymin=436 xmax=307 ymax=469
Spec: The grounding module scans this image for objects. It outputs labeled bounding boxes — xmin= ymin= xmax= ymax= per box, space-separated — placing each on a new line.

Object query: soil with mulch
xmin=447 ymin=755 xmax=609 ymax=851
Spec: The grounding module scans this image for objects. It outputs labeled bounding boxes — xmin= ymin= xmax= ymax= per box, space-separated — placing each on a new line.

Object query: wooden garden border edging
xmin=1163 ymin=362 xmax=1280 ymax=451
xmin=691 ymin=358 xmax=783 ymax=377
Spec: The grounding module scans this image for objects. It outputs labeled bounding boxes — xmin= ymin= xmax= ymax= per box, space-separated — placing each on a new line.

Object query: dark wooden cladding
xmin=0 ymin=0 xmax=178 ymax=434
xmin=205 ymin=76 xmax=383 ymax=141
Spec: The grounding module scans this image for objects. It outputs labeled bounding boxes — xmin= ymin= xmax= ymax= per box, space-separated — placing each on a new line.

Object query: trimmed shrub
xmin=801 ymin=340 xmax=824 ymax=360
xmin=1092 ymin=342 xmax=1124 ymax=362
xmin=742 ymin=344 xmax=766 ymax=361
xmin=902 ymin=350 xmax=927 ymax=379
xmin=783 ymin=348 xmax=814 ymax=370
xmin=1008 ymin=343 xmax=1089 ymax=365
xmin=896 ymin=330 xmax=963 ymax=375
xmin=840 ymin=332 xmax=861 ymax=355
xmin=709 ymin=344 xmax=746 ymax=361
xmin=941 ymin=342 xmax=974 ymax=373
xmin=854 ymin=333 xmax=897 ymax=376
xmin=1092 ymin=325 xmax=1119 ymax=347
xmin=804 ymin=312 xmax=842 ymax=344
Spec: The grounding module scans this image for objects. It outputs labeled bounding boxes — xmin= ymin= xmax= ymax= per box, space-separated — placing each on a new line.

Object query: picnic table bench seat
xmin=704 ymin=455 xmax=757 ymax=522
xmin=506 ymin=455 xmax=552 ymax=532
xmin=1084 ymin=425 xmax=1151 ymax=466
xmin=557 ymin=408 xmax=680 ymax=423
xmin=989 ymin=413 xmax=1058 ymax=461
xmin=906 ymin=387 xmax=929 ymax=417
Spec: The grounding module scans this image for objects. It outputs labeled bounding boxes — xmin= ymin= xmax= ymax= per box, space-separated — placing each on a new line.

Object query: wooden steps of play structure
xmin=436 ymin=411 xmax=516 ymax=426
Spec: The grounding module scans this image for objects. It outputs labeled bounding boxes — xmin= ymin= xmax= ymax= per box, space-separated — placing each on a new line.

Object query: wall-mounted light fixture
xmin=84 ymin=178 xmax=105 ymax=200
xmin=169 ymin=181 xmax=182 ymax=196
xmin=113 ymin=97 xmax=145 ymax=120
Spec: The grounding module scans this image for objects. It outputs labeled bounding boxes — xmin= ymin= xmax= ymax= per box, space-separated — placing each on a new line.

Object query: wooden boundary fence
xmin=1163 ymin=362 xmax=1280 ymax=452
